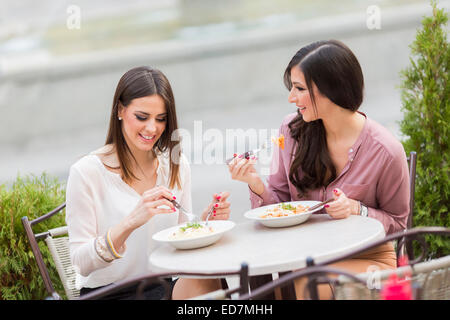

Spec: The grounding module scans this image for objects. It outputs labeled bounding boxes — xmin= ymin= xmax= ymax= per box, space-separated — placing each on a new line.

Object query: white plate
xmin=244 ymin=201 xmax=323 ymax=228
xmin=152 ymin=220 xmax=235 ymax=250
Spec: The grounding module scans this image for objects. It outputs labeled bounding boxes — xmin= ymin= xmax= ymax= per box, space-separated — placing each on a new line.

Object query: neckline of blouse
xmin=349 ymin=111 xmax=369 ymax=155
xmin=333 ymin=112 xmax=369 ymax=181
xmin=90 ymin=152 xmax=166 ymax=198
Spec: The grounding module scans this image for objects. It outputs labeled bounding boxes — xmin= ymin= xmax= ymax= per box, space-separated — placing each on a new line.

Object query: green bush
xmin=399 ymin=0 xmax=449 ymax=259
xmin=0 ymin=173 xmax=66 ymax=300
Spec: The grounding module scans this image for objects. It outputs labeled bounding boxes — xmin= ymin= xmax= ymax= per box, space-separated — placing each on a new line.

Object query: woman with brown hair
xmin=66 ymin=66 xmax=231 ymax=299
xmin=228 ymin=40 xmax=410 ymax=299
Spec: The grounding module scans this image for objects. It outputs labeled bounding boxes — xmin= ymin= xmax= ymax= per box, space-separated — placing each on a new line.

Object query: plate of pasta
xmin=244 ymin=201 xmax=323 ymax=227
xmin=152 ymin=220 xmax=235 ymax=250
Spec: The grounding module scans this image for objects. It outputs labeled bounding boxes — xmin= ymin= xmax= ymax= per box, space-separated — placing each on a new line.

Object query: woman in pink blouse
xmin=228 ymin=40 xmax=410 ymax=299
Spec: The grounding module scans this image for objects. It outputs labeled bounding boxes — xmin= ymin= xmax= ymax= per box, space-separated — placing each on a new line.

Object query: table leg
xmin=249 ymin=274 xmax=276 ymax=300
xmin=278 ymin=271 xmax=297 ymax=300
xmin=220 ymin=278 xmax=228 ymax=290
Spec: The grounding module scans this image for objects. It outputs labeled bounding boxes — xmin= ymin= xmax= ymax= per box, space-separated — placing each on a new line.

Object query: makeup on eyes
xmin=135 ymin=114 xmax=147 ymax=121
xmin=134 ymin=112 xmax=167 ymax=122
xmin=292 ymin=81 xmax=306 ymax=91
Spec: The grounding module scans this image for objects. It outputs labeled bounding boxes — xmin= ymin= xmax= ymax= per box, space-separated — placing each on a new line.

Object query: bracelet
xmin=106 ymin=229 xmax=123 ymax=259
xmin=94 ymin=236 xmax=115 ymax=263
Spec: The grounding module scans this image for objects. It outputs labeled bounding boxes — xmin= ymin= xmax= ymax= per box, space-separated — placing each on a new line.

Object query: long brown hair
xmin=284 ymin=40 xmax=364 ymax=197
xmin=105 ymin=66 xmax=181 ymax=189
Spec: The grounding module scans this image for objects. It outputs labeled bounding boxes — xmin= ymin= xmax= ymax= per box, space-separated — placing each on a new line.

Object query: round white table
xmin=150 ymin=214 xmax=385 ymax=274
xmin=150 ymin=214 xmax=385 ymax=299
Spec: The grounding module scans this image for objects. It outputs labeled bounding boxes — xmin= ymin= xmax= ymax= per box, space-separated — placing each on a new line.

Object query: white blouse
xmin=65 ymin=149 xmax=192 ymax=289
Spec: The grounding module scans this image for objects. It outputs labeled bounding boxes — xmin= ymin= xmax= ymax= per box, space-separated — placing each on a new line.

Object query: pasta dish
xmin=260 ymin=203 xmax=309 ymax=218
xmin=169 ymin=223 xmax=214 ymax=240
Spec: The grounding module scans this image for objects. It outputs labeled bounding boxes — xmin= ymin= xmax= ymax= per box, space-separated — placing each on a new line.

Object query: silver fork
xmin=225 ymin=140 xmax=272 ymax=165
xmin=204 ymin=205 xmax=215 ymax=227
xmin=154 ymin=184 xmax=198 ymax=223
xmin=172 ymin=199 xmax=199 ymax=223
xmin=205 ymin=197 xmax=221 ymax=227
xmin=307 ymin=198 xmax=334 ymax=212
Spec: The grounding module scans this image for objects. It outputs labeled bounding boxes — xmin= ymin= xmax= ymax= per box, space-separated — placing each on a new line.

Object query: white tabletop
xmin=149 ymin=214 xmax=385 ymax=276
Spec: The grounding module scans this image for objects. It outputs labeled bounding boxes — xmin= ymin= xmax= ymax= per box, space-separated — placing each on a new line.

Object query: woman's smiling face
xmin=288 ymin=66 xmax=331 ymax=122
xmin=118 ymin=94 xmax=167 ymax=153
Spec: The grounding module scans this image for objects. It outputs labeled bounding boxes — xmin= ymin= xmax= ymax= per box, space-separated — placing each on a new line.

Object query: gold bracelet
xmin=106 ymin=229 xmax=123 ymax=259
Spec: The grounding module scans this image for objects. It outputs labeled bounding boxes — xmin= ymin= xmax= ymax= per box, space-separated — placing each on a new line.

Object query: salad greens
xmin=280 ymin=203 xmax=296 ymax=211
xmin=180 ymin=222 xmax=204 ymax=232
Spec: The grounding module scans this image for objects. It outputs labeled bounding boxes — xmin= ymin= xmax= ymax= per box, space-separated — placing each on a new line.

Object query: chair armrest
xmin=49 ymin=226 xmax=68 ymax=237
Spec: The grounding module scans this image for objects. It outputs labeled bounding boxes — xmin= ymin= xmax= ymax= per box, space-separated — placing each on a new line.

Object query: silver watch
xmin=359 ymin=201 xmax=369 ymax=217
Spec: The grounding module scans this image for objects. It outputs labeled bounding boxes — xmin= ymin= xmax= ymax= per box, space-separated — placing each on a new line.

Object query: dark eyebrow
xmin=135 ymin=111 xmax=167 ymax=117
xmin=292 ymin=81 xmax=305 ymax=87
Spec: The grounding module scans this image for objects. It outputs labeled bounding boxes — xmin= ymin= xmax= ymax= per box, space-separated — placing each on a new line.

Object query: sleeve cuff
xmin=248 ymin=184 xmax=275 ymax=208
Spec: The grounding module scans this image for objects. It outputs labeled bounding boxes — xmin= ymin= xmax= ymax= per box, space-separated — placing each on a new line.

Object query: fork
xmin=204 ymin=206 xmax=215 ymax=227
xmin=225 ymin=140 xmax=272 ymax=165
xmin=307 ymin=198 xmax=334 ymax=212
xmin=171 ymin=199 xmax=200 ymax=223
xmin=154 ymin=184 xmax=198 ymax=223
xmin=204 ymin=199 xmax=220 ymax=227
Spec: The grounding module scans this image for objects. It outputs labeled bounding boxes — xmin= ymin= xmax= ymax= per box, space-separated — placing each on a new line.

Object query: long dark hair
xmin=284 ymin=40 xmax=364 ymax=197
xmin=105 ymin=66 xmax=181 ymax=189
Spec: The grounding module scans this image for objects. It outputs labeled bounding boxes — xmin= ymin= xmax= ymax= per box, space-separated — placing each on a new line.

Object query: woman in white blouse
xmin=65 ymin=66 xmax=231 ymax=299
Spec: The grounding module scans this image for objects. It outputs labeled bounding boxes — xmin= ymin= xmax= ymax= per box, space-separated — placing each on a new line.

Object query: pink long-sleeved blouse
xmin=250 ymin=112 xmax=410 ymax=235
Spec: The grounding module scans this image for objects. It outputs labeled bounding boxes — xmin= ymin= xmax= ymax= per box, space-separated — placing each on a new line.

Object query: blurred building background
xmin=1 ymin=0 xmax=448 ymax=220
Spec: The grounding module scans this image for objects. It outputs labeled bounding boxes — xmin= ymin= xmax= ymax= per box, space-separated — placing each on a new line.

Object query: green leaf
xmin=0 ymin=172 xmax=66 ymax=299
xmin=399 ymin=0 xmax=449 ymax=259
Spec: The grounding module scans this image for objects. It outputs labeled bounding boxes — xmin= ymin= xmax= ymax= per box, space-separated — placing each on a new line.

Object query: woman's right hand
xmin=126 ymin=186 xmax=176 ymax=230
xmin=228 ymin=155 xmax=265 ymax=195
xmin=109 ymin=186 xmax=176 ymax=255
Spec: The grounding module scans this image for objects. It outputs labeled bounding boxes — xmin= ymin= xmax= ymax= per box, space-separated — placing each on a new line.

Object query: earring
xmin=118 ymin=117 xmax=122 ymax=121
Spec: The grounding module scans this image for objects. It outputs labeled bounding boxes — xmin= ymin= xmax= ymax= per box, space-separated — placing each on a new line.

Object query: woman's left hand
xmin=324 ymin=188 xmax=359 ymax=220
xmin=201 ymin=192 xmax=231 ymax=221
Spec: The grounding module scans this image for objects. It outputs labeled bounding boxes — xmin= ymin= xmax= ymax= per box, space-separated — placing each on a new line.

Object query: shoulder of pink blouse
xmin=362 ymin=118 xmax=410 ymax=234
xmin=365 ymin=118 xmax=407 ymax=159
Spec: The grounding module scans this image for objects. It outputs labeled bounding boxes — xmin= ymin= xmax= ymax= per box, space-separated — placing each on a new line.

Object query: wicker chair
xmin=23 ymin=203 xmax=249 ymax=300
xmin=238 ymin=227 xmax=449 ymax=300
xmin=22 ymin=203 xmax=79 ymax=300
xmin=333 ymin=254 xmax=450 ymax=300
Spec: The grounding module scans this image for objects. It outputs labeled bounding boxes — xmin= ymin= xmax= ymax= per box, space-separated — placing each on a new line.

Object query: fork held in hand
xmin=204 ymin=207 xmax=214 ymax=227
xmin=154 ymin=184 xmax=190 ymax=216
xmin=171 ymin=199 xmax=188 ymax=214
xmin=308 ymin=198 xmax=334 ymax=212
xmin=225 ymin=141 xmax=271 ymax=165
xmin=205 ymin=199 xmax=220 ymax=227
xmin=171 ymin=199 xmax=200 ymax=223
